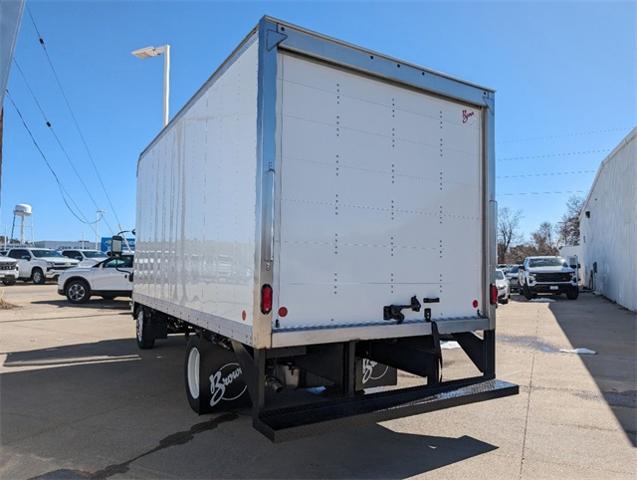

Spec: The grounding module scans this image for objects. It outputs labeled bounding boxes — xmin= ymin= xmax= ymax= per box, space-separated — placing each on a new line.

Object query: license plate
xmin=549 ymin=285 xmax=559 ymax=290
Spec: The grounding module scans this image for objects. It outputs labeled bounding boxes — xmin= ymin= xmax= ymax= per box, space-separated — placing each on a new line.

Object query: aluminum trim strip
xmin=263 ymin=15 xmax=494 ymax=93
xmin=251 ymin=17 xmax=279 ymax=348
xmin=133 ymin=292 xmax=254 ymax=345
xmin=272 ymin=21 xmax=491 ymax=108
xmin=271 ymin=317 xmax=490 ymax=348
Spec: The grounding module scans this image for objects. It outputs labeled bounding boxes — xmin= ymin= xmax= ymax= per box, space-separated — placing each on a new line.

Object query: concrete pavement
xmin=1 ymin=284 xmax=635 ymax=479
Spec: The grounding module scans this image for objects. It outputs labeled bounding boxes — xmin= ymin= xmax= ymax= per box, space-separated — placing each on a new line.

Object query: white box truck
xmin=117 ymin=16 xmax=518 ymax=441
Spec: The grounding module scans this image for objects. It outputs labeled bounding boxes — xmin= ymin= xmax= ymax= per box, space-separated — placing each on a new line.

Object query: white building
xmin=579 ymin=127 xmax=637 ymax=311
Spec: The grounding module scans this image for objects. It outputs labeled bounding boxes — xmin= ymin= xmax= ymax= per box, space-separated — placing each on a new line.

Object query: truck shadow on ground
xmin=2 ymin=337 xmax=498 ymax=479
xmin=548 ymin=293 xmax=637 ymax=447
xmin=30 ymin=299 xmax=130 ymax=310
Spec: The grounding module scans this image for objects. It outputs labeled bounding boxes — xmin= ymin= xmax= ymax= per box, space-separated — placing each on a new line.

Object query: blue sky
xmin=2 ymin=0 xmax=635 ymax=243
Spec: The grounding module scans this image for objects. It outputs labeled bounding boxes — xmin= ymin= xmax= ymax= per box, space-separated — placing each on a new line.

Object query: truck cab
xmin=5 ymin=247 xmax=79 ymax=284
xmin=519 ymin=256 xmax=579 ymax=300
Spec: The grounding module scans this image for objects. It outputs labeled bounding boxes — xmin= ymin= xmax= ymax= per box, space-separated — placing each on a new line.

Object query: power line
xmin=498 ymin=127 xmax=629 ymax=145
xmin=5 ymin=91 xmax=101 ymax=233
xmin=25 ymin=5 xmax=123 ymax=231
xmin=497 ymin=148 xmax=609 ymax=162
xmin=498 ymin=190 xmax=584 ymax=197
xmin=496 ymin=169 xmax=596 ymax=179
xmin=12 ymin=58 xmax=115 ymax=235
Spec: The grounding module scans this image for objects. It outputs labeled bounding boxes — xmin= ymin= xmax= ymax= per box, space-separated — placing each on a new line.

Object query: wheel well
xmin=63 ymin=276 xmax=90 ymax=293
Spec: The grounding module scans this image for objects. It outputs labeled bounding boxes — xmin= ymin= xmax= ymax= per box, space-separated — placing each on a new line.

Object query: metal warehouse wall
xmin=579 ymin=128 xmax=637 ymax=311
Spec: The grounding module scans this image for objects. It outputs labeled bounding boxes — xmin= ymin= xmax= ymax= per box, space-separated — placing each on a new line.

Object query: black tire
xmin=523 ymin=284 xmax=535 ymax=300
xmin=136 ymin=308 xmax=155 ymax=349
xmin=500 ymin=297 xmax=509 ymax=305
xmin=566 ymin=287 xmax=579 ymax=300
xmin=2 ymin=278 xmax=17 ymax=286
xmin=66 ymin=279 xmax=90 ymax=303
xmin=185 ymin=336 xmax=250 ymax=415
xmin=31 ymin=268 xmax=46 ymax=285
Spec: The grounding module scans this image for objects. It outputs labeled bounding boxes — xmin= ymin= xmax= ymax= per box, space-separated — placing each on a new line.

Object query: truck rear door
xmin=274 ymin=53 xmax=485 ymax=335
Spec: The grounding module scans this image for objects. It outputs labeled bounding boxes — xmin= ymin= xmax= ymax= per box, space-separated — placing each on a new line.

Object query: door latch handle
xmin=383 ymin=296 xmax=421 ymax=323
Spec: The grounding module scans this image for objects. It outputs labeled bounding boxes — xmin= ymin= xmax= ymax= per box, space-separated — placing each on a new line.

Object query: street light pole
xmin=162 ymin=45 xmax=170 ymax=127
xmin=95 ymin=209 xmax=104 ymax=250
xmin=131 ymin=44 xmax=171 ymax=127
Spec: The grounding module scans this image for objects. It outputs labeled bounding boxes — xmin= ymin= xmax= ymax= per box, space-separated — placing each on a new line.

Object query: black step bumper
xmin=255 ymin=378 xmax=519 ymax=442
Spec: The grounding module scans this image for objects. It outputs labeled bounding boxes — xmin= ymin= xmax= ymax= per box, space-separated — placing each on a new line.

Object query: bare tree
xmin=497 ymin=207 xmax=523 ymax=263
xmin=532 ymin=221 xmax=559 ymax=255
xmin=557 ymin=195 xmax=584 ymax=246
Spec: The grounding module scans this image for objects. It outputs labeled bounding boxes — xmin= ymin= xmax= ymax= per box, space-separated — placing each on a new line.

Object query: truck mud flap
xmin=255 ymin=378 xmax=518 ymax=442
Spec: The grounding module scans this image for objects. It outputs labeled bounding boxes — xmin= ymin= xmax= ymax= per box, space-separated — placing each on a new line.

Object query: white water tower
xmin=12 ymin=204 xmax=33 ymax=245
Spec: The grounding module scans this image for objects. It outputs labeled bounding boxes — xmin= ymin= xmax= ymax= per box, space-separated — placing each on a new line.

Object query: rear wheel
xmin=66 ymin=279 xmax=90 ymax=303
xmin=31 ymin=268 xmax=45 ymax=285
xmin=136 ymin=309 xmax=155 ymax=349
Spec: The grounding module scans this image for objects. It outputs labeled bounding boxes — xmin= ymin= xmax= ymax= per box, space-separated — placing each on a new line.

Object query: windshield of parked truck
xmin=495 ymin=270 xmax=505 ymax=280
xmin=508 ymin=266 xmax=519 ymax=274
xmin=528 ymin=258 xmax=568 ymax=268
xmin=83 ymin=250 xmax=106 ymax=258
xmin=31 ymin=249 xmax=64 ymax=258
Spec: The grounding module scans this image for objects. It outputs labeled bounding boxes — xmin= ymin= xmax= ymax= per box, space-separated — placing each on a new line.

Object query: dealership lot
xmin=1 ymin=284 xmax=635 ymax=479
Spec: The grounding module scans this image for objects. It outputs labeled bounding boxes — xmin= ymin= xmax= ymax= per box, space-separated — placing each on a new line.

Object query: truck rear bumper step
xmin=255 ymin=378 xmax=519 ymax=442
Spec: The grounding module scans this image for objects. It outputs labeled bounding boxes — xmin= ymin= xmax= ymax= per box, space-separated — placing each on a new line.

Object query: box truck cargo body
xmin=130 ymin=17 xmax=517 ymax=441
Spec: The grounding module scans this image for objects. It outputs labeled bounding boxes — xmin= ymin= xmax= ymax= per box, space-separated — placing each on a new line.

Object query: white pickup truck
xmin=60 ymin=249 xmax=108 ymax=267
xmin=4 ymin=247 xmax=79 ymax=284
xmin=518 ymin=256 xmax=579 ymax=300
xmin=0 ymin=257 xmax=19 ymax=285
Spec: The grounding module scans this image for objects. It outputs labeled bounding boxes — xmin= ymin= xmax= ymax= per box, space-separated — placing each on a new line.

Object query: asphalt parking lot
xmin=1 ymin=284 xmax=635 ymax=479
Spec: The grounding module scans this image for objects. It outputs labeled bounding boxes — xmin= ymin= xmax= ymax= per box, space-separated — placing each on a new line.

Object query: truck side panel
xmin=274 ymin=53 xmax=483 ymax=333
xmin=134 ymin=36 xmax=260 ymax=340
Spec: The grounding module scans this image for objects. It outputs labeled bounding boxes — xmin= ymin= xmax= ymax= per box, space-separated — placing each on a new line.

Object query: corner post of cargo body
xmin=252 ymin=17 xmax=284 ymax=349
xmin=482 ymin=91 xmax=497 ymax=329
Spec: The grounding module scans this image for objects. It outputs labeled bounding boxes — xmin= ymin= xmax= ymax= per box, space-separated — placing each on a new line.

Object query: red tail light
xmin=490 ymin=284 xmax=498 ymax=305
xmin=261 ymin=284 xmax=273 ymax=314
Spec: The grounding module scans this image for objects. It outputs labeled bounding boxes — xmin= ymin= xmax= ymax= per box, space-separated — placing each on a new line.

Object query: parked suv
xmin=58 ymin=254 xmax=134 ymax=303
xmin=505 ymin=265 xmax=522 ymax=292
xmin=0 ymin=257 xmax=19 ymax=285
xmin=5 ymin=248 xmax=79 ymax=284
xmin=60 ymin=249 xmax=108 ymax=267
xmin=518 ymin=256 xmax=578 ymax=300
xmin=495 ymin=269 xmax=510 ymax=304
